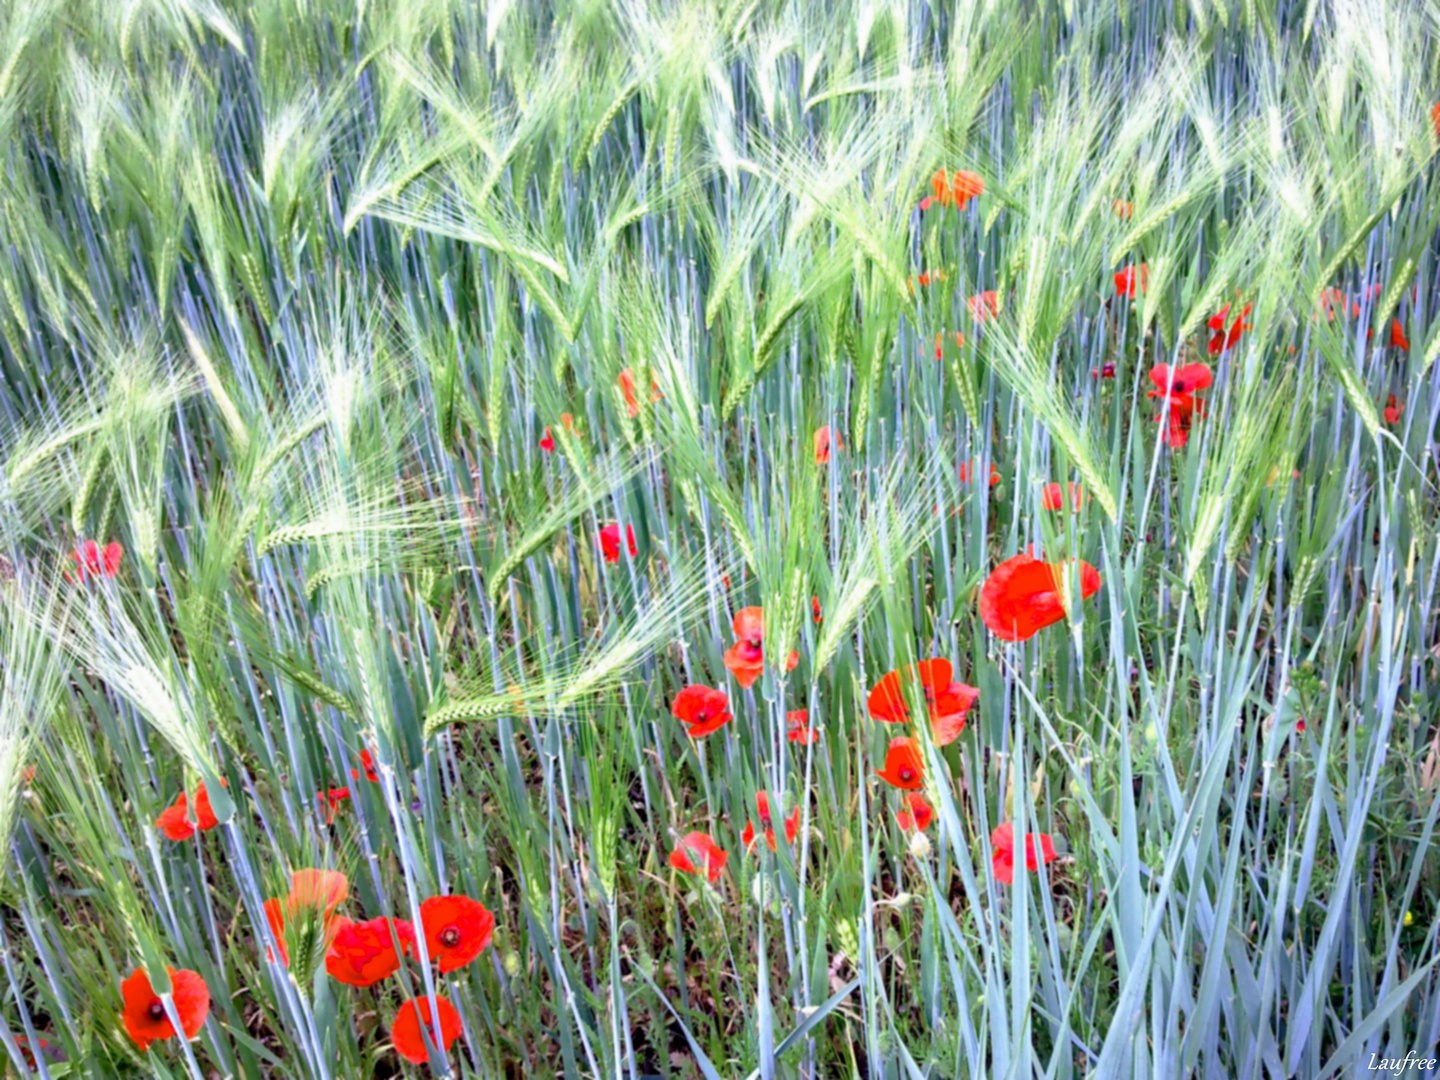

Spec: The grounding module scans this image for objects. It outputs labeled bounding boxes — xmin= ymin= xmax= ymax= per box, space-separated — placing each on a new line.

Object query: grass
xmin=0 ymin=0 xmax=1438 ymax=1076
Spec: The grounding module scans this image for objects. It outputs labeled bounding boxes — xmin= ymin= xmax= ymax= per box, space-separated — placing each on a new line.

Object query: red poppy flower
xmin=539 ymin=427 xmax=555 ymax=452
xmin=1148 ymin=363 xmax=1213 ymax=449
xmin=1296 ymin=718 xmax=1307 ymax=734
xmin=560 ymin=412 xmax=577 ymax=433
xmin=875 ymin=736 xmax=925 ymax=790
xmin=811 ymin=596 xmax=822 ymax=623
xmin=1389 ymin=319 xmax=1409 ymax=350
xmin=959 ymin=459 xmax=1000 ymax=486
xmin=895 ymin=793 xmax=933 ymax=832
xmin=1092 ymin=362 xmax=1116 ymax=378
xmin=68 ymin=540 xmax=123 ymax=583
xmin=1384 ymin=394 xmax=1403 ymax=425
xmin=326 ymin=916 xmax=415 ymax=986
xmin=933 ymin=330 xmax=964 ymax=360
xmin=723 ymin=606 xmax=766 ymax=688
xmin=671 ymin=685 xmax=732 ymax=738
xmin=979 ymin=551 xmax=1102 ymax=642
xmin=1432 ymin=102 xmax=1440 ymax=138
xmin=599 ymin=523 xmax=637 ymax=563
xmin=419 ymin=894 xmax=495 ymax=973
xmin=1113 ymin=199 xmax=1133 ymax=220
xmin=617 ymin=368 xmax=662 ymax=417
xmin=618 ymin=369 xmax=640 ymax=416
xmin=1041 ymin=482 xmax=1086 ymax=512
xmin=155 ymin=779 xmax=225 ymax=841
xmin=814 ymin=426 xmax=840 ymax=464
xmin=351 ymin=748 xmax=379 ymax=783
xmin=967 ymin=291 xmax=999 ymax=323
xmin=319 ymin=786 xmax=350 ymax=824
xmin=390 ymin=994 xmax=463 ymax=1064
xmin=867 ymin=659 xmax=978 ymax=746
xmin=120 ymin=967 xmax=210 ymax=1051
xmin=1318 ymin=287 xmax=1359 ymax=321
xmin=990 ymin=822 xmax=1059 ymax=885
xmin=669 ymin=831 xmax=728 ymax=883
xmin=1114 ymin=264 xmax=1147 ymax=299
xmin=14 ymin=1035 xmax=63 ymax=1067
xmin=1206 ymin=302 xmax=1252 ymax=354
xmin=908 ymin=269 xmax=948 ymax=295
xmin=741 ymin=792 xmax=801 ymax=853
xmin=786 ymin=709 xmax=818 ymax=744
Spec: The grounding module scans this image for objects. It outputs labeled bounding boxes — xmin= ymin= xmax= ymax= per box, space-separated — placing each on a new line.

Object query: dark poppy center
xmin=747 ymin=636 xmax=762 ymax=650
xmin=147 ymin=1000 xmax=166 ymax=1021
xmin=439 ymin=927 xmax=461 ymax=948
xmin=922 ymin=686 xmax=935 ymax=702
xmin=694 ymin=710 xmax=708 ymax=723
xmin=899 ymin=767 xmax=915 ymax=783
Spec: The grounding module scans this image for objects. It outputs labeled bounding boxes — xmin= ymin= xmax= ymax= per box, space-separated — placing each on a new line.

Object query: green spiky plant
xmin=0 ymin=0 xmax=1438 ymax=1077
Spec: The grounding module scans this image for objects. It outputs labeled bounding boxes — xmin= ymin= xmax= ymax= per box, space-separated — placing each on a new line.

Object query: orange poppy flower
xmin=933 ymin=330 xmax=964 ymax=359
xmin=291 ymin=869 xmax=349 ymax=916
xmin=741 ymin=792 xmax=801 ymax=853
xmin=617 ymin=368 xmax=662 ymax=416
xmin=326 ymin=916 xmax=416 ymax=986
xmin=671 ymin=685 xmax=732 ymax=738
xmin=895 ymin=793 xmax=933 ymax=832
xmin=69 ymin=539 xmax=122 ymax=583
xmin=419 ymin=894 xmax=495 ymax=973
xmin=786 ymin=709 xmax=818 ymax=744
xmin=979 ymin=551 xmax=1102 ymax=642
xmin=967 ymin=291 xmax=999 ymax=323
xmin=990 ymin=822 xmax=1059 ymax=885
xmin=599 ymin=523 xmax=637 ymax=563
xmin=560 ymin=412 xmax=577 ymax=433
xmin=723 ymin=606 xmax=791 ymax=688
xmin=351 ymin=748 xmax=379 ymax=783
xmin=1389 ymin=319 xmax=1409 ymax=350
xmin=120 ymin=967 xmax=210 ymax=1051
xmin=875 ymin=736 xmax=925 ymax=790
xmin=814 ymin=426 xmax=841 ymax=464
xmin=390 ymin=994 xmax=463 ymax=1064
xmin=1112 ymin=199 xmax=1133 ymax=220
xmin=908 ymin=269 xmax=949 ymax=296
xmin=669 ymin=831 xmax=727 ymax=882
xmin=1041 ymin=482 xmax=1086 ymax=512
xmin=867 ymin=659 xmax=978 ymax=746
xmin=1384 ymin=394 xmax=1403 ymax=425
xmin=539 ymin=427 xmax=555 ymax=452
xmin=155 ymin=780 xmax=225 ymax=841
xmin=959 ymin=459 xmax=1000 ymax=486
xmin=264 ymin=869 xmax=351 ymax=965
xmin=1207 ymin=302 xmax=1251 ymax=354
xmin=925 ymin=169 xmax=982 ymax=210
xmin=1114 ymin=264 xmax=1147 ymax=299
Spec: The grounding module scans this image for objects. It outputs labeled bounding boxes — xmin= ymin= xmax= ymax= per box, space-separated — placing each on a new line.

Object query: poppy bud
xmin=503 ymin=950 xmax=521 ymax=976
xmin=892 ymin=891 xmax=913 ymax=909
xmin=908 ymin=831 xmax=932 ymax=860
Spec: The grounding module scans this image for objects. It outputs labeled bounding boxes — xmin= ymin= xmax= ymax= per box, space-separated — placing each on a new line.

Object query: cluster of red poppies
xmin=257 ymin=870 xmax=492 ymax=1064
xmin=663 ymin=549 xmax=1101 ymax=888
xmin=145 ymin=745 xmax=494 ymax=1064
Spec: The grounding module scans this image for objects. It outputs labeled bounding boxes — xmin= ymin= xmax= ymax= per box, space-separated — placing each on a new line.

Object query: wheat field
xmin=0 ymin=0 xmax=1438 ymax=1077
